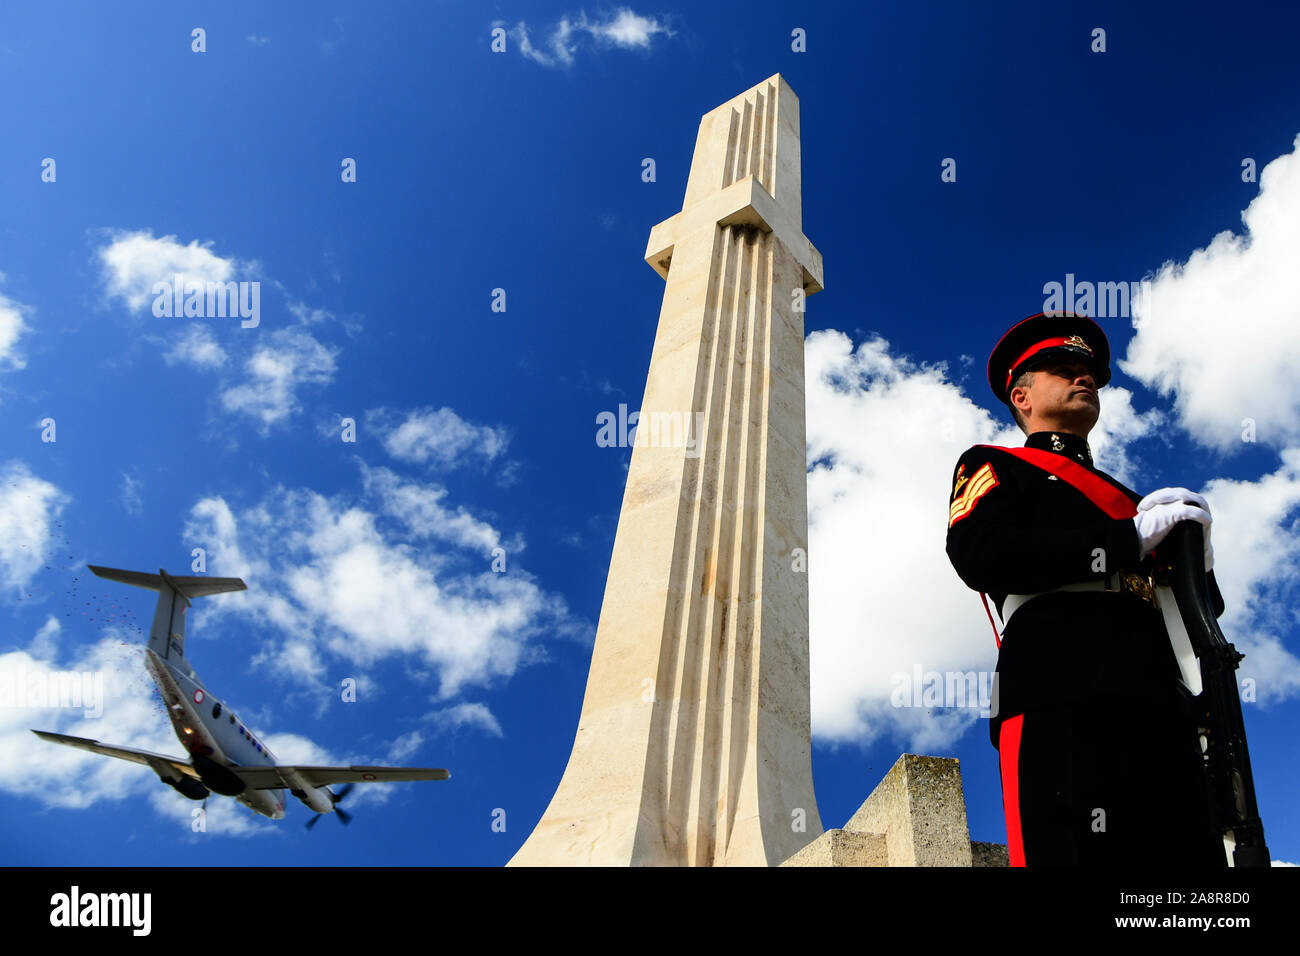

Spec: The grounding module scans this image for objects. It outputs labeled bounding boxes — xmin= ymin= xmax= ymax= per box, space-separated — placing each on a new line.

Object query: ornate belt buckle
xmin=1121 ymin=571 xmax=1158 ymax=607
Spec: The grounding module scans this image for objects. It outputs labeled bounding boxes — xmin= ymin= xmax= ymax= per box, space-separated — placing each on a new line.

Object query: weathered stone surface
xmin=780 ymin=828 xmax=889 ymax=867
xmin=509 ymin=74 xmax=824 ymax=867
xmin=971 ymin=841 xmax=1010 ymax=867
xmin=778 ymin=753 xmax=1009 ymax=867
xmin=845 ymin=754 xmax=974 ymax=867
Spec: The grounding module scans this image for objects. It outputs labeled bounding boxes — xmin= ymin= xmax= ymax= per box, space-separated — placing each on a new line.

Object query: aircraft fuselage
xmin=145 ymin=648 xmax=286 ymax=819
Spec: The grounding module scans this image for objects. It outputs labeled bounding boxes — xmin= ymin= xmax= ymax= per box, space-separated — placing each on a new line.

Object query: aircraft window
xmin=213 ymin=702 xmax=222 ymax=718
xmin=229 ymin=715 xmax=235 ymax=725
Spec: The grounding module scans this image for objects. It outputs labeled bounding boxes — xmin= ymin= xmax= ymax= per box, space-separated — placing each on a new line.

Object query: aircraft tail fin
xmin=87 ymin=565 xmax=247 ymax=663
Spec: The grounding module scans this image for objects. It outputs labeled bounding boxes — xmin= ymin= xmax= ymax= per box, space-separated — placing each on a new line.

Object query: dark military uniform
xmin=947 ymin=313 xmax=1227 ymax=867
xmin=947 ymin=433 xmax=1225 ymax=866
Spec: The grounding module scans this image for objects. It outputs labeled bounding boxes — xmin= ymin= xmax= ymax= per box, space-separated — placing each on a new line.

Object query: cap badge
xmin=1064 ymin=334 xmax=1092 ymax=354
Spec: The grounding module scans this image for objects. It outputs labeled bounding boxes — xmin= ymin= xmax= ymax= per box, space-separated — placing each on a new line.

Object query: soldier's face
xmin=1016 ymin=361 xmax=1100 ymax=431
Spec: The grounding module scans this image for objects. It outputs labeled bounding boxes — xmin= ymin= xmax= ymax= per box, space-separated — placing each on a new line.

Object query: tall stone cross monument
xmin=510 ymin=74 xmax=825 ymax=866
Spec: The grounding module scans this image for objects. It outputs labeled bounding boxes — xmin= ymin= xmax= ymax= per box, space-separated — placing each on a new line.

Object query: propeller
xmin=304 ymin=783 xmax=356 ymax=830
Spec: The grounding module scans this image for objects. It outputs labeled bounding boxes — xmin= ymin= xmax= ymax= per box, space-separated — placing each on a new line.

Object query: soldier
xmin=946 ymin=312 xmax=1227 ymax=867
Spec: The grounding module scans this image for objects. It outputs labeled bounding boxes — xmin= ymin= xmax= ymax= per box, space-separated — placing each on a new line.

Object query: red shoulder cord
xmin=970 ymin=445 xmax=1138 ymax=649
xmin=980 ymin=592 xmax=1004 ymax=649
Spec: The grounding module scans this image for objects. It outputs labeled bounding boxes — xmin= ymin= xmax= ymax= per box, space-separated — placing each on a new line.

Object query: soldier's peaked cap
xmin=987 ymin=312 xmax=1111 ymax=405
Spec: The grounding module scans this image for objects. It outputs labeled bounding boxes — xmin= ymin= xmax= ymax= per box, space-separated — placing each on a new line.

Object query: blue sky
xmin=2 ymin=1 xmax=1298 ymax=866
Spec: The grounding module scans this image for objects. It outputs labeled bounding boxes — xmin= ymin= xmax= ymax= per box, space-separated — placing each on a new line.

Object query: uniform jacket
xmin=944 ymin=431 xmax=1221 ymax=746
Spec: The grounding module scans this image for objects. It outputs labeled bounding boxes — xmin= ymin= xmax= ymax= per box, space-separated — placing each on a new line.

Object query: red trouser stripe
xmin=999 ymin=714 xmax=1026 ymax=867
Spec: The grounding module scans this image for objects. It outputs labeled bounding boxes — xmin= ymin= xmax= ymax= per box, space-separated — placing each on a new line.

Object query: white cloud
xmin=262 ymin=730 xmax=338 ymax=766
xmin=368 ymin=406 xmax=510 ymax=472
xmin=271 ymin=640 xmax=328 ymax=684
xmin=427 ymin=702 xmax=502 ymax=738
xmin=584 ymin=8 xmax=669 ymax=48
xmin=163 ymin=324 xmax=227 ymax=369
xmin=0 ymin=620 xmax=185 ymax=813
xmin=119 ymin=472 xmax=142 ymax=516
xmin=1086 ymin=385 xmax=1163 ymax=488
xmin=147 ymin=786 xmax=275 ymax=838
xmin=511 ymin=20 xmax=555 ymax=65
xmin=286 ymin=300 xmax=332 ymax=325
xmin=246 ymin=34 xmax=270 ymax=46
xmin=0 ymin=287 xmax=31 ymax=373
xmin=1123 ymin=133 xmax=1300 ymax=452
xmin=1200 ymin=450 xmax=1300 ymax=702
xmin=387 ymin=730 xmax=424 ymax=762
xmin=97 ymin=230 xmax=240 ymax=314
xmin=182 ymin=469 xmax=589 ymax=701
xmin=27 ymin=616 xmax=60 ymax=661
xmin=183 ymin=496 xmax=302 ymax=641
xmin=495 ymin=8 xmax=673 ymax=68
xmin=0 ymin=461 xmax=69 ymax=597
xmin=219 ymin=328 xmax=338 ymax=430
xmin=97 ymin=232 xmax=345 ymax=431
xmin=360 ymin=463 xmax=514 ymax=555
xmin=805 ymin=331 xmax=1017 ymax=750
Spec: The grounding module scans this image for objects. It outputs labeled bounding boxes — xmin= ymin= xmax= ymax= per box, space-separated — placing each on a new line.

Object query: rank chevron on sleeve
xmin=949 ymin=461 xmax=998 ymax=527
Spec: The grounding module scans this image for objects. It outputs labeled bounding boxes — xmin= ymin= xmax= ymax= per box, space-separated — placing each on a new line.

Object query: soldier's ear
xmin=1009 ymin=384 xmax=1032 ymax=415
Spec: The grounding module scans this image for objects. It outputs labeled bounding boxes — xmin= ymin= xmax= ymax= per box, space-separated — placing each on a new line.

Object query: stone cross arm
xmin=644 ymin=175 xmax=824 ymax=294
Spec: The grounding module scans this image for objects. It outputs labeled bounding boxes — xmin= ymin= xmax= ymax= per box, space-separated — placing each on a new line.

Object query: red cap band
xmin=1004 ymin=336 xmax=1087 ymax=392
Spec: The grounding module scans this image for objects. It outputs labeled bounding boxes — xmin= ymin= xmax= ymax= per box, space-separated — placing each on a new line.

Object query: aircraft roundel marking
xmin=362 ymin=772 xmax=377 ymax=780
xmin=193 ymin=689 xmax=205 ymax=704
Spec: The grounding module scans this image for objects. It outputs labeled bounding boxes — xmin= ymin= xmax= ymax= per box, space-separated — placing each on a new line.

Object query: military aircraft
xmin=32 ymin=565 xmax=449 ymax=827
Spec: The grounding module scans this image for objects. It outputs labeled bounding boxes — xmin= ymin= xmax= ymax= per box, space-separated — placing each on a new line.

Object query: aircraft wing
xmin=230 ymin=764 xmax=451 ymax=790
xmin=31 ymin=730 xmax=200 ymax=780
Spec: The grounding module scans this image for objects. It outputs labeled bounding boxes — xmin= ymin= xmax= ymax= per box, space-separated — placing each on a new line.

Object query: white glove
xmin=1137 ymin=487 xmax=1210 ymax=514
xmin=1136 ymin=486 xmax=1214 ymax=570
xmin=1134 ymin=500 xmax=1213 ymax=567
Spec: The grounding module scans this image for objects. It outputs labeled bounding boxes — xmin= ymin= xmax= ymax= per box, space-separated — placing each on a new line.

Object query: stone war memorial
xmin=509 ymin=74 xmax=1006 ymax=867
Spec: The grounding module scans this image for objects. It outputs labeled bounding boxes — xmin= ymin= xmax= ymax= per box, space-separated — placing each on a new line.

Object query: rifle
xmin=1155 ymin=522 xmax=1271 ymax=867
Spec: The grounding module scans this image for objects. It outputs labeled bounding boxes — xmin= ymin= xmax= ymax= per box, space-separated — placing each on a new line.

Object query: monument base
xmin=780 ymin=754 xmax=1009 ymax=867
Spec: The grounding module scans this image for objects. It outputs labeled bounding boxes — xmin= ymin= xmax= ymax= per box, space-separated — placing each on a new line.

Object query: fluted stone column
xmin=510 ymin=73 xmax=825 ymax=866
